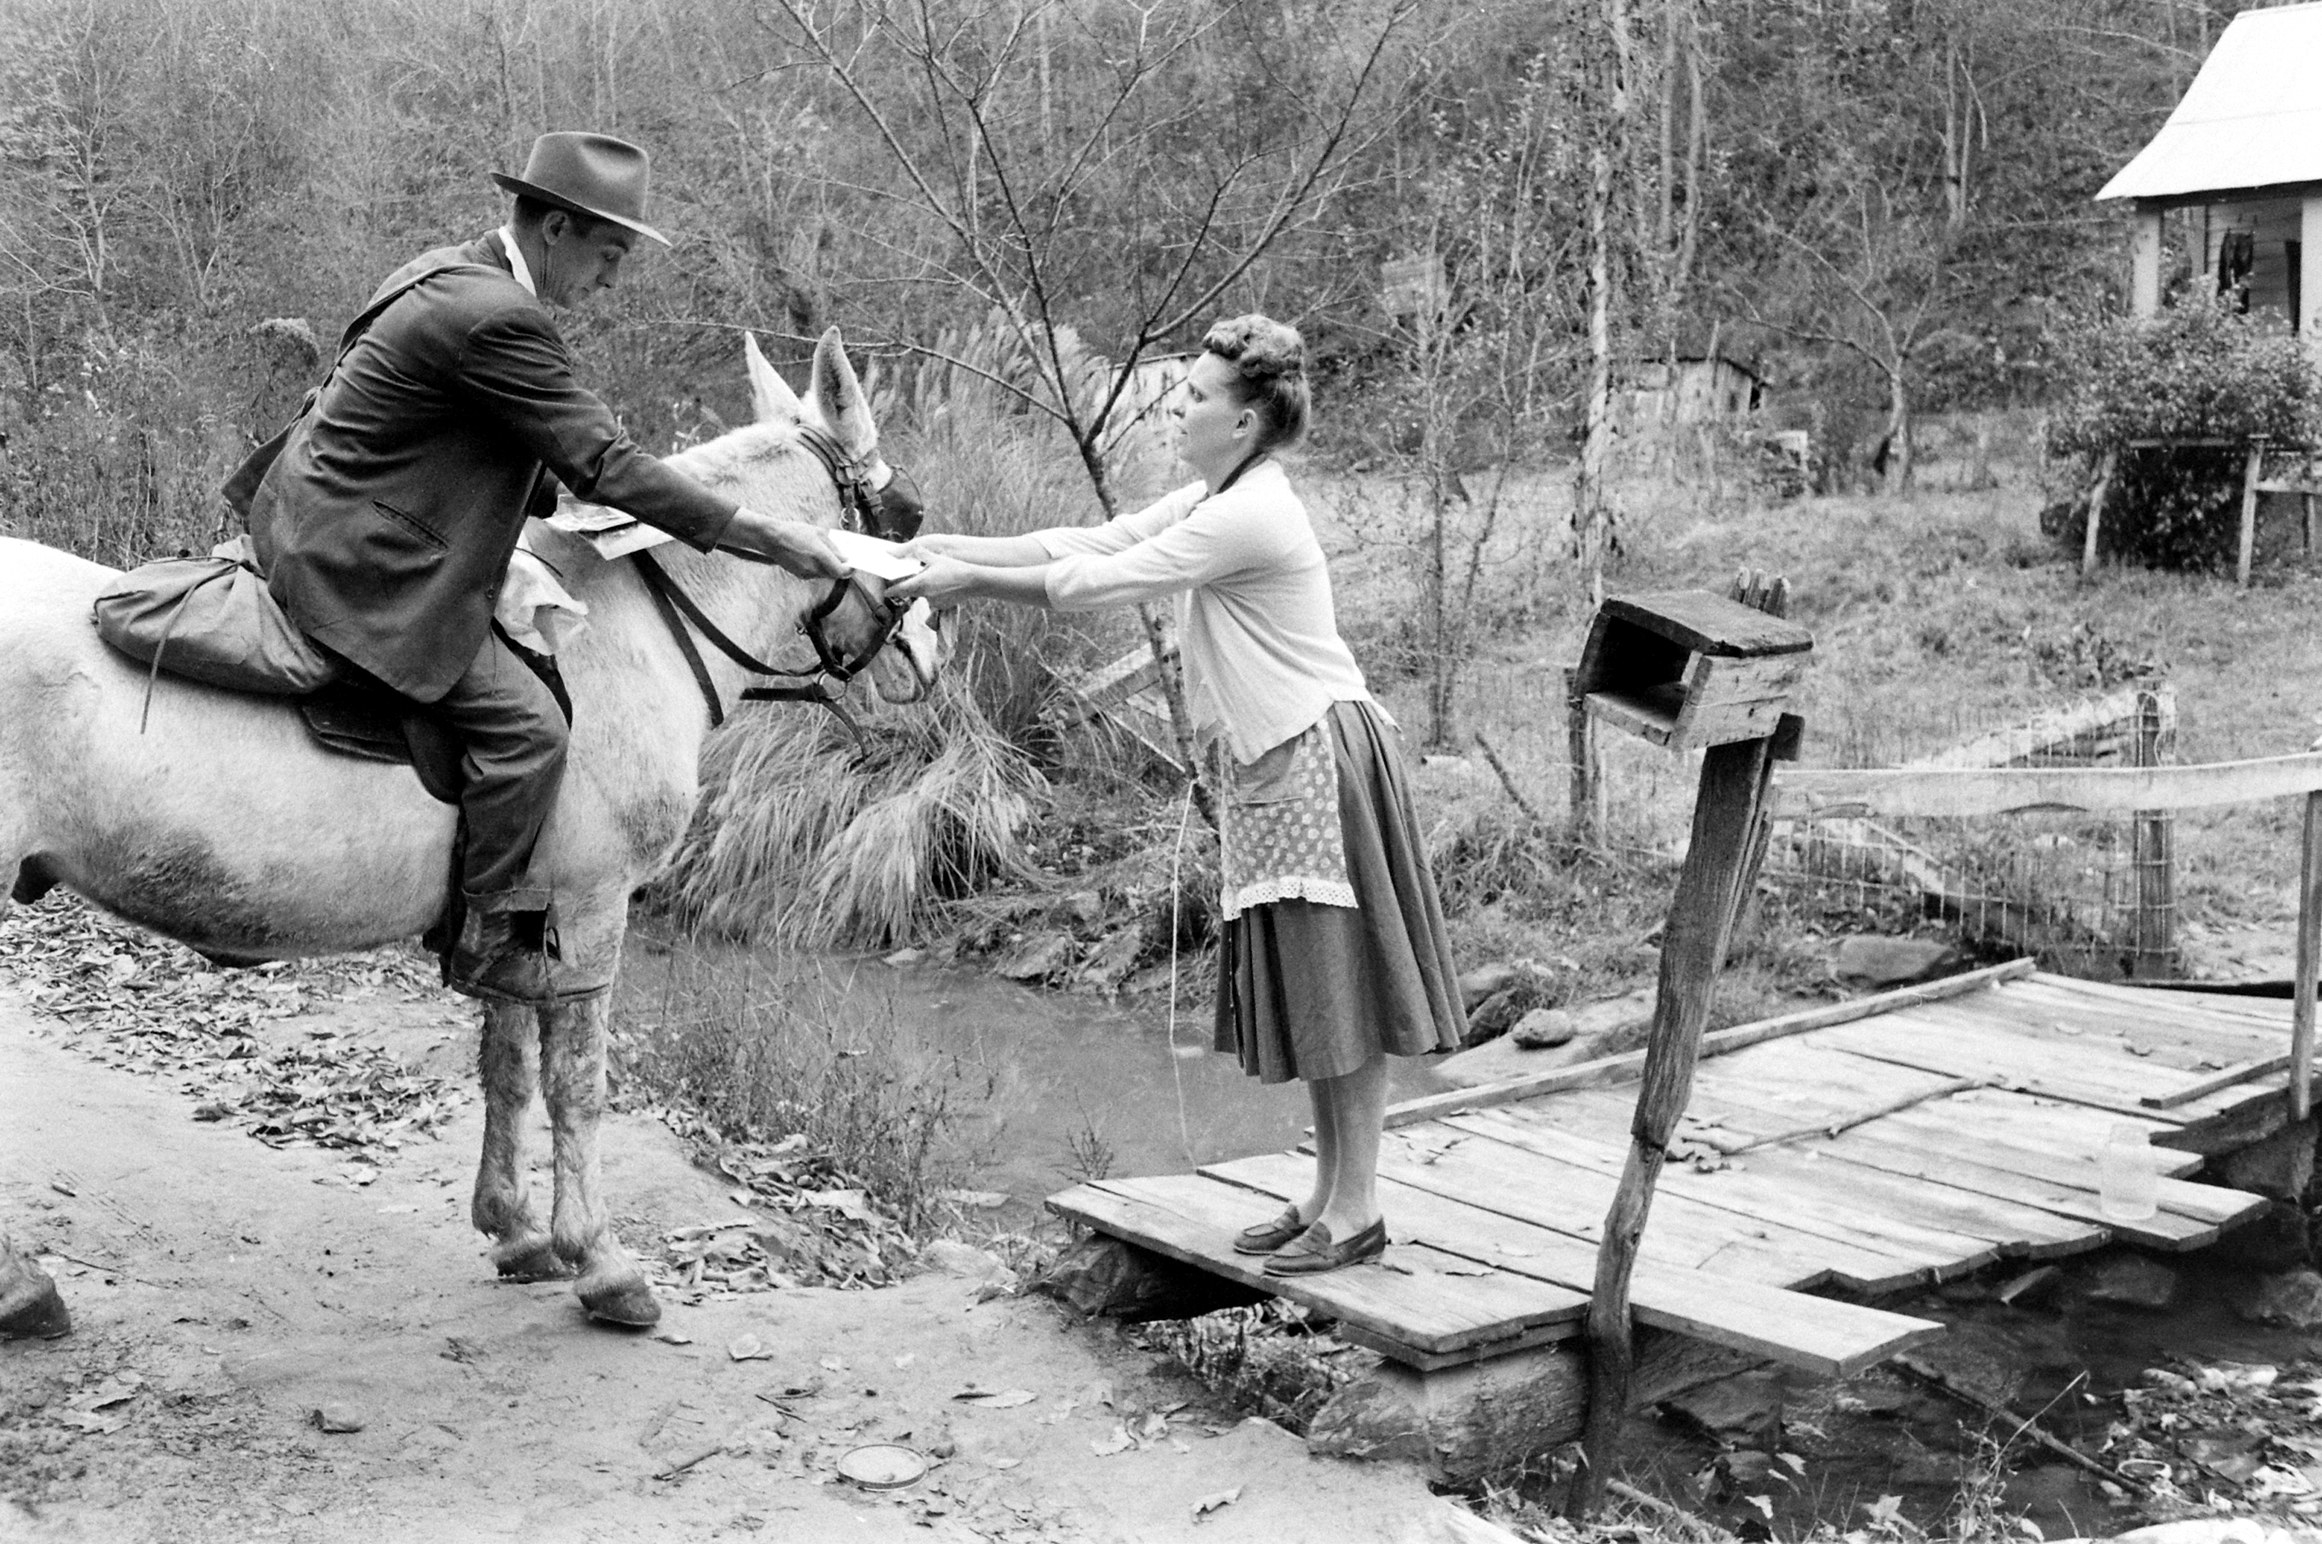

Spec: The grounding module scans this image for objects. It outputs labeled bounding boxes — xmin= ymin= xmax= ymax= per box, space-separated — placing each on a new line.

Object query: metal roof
xmin=2097 ymin=1 xmax=2322 ymax=203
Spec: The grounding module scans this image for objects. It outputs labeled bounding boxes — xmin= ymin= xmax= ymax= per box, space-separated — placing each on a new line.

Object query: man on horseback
xmin=234 ymin=132 xmax=845 ymax=1005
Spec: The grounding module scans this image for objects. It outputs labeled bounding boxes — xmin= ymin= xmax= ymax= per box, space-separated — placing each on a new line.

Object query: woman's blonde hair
xmin=1202 ymin=313 xmax=1309 ymax=451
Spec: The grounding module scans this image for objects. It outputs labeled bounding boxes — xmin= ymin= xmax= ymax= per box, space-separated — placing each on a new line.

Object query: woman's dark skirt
xmin=1213 ymin=699 xmax=1463 ymax=1084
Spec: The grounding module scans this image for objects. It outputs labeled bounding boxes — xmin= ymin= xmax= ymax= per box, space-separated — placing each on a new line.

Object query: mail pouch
xmin=93 ymin=535 xmax=336 ymax=695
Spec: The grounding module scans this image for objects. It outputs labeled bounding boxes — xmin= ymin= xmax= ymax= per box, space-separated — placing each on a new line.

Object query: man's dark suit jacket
xmin=246 ymin=231 xmax=736 ymax=702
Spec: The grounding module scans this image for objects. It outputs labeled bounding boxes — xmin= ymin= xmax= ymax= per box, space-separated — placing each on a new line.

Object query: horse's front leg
xmin=541 ymin=995 xmax=658 ymax=1326
xmin=470 ymin=1002 xmax=568 ymax=1281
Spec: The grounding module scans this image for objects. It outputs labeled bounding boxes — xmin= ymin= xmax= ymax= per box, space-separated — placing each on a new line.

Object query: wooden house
xmin=1618 ymin=352 xmax=1766 ymax=426
xmin=2097 ymin=0 xmax=2322 ymax=351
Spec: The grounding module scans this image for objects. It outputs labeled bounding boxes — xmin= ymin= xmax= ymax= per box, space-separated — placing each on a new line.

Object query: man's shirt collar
xmin=496 ymin=226 xmax=537 ymax=298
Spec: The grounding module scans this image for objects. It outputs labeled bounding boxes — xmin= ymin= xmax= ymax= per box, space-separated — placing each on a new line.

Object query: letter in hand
xmin=886 ymin=555 xmax=976 ymax=606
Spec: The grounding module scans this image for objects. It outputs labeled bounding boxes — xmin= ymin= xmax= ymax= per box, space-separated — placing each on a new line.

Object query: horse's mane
xmin=663 ymin=417 xmax=833 ymax=522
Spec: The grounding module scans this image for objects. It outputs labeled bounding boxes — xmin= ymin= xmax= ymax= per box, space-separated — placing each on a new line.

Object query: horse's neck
xmin=552 ymin=531 xmax=824 ymax=752
xmin=539 ymin=420 xmax=842 ymax=774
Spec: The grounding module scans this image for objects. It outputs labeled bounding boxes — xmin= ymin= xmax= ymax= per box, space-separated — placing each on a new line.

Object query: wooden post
xmin=1575 ymin=735 xmax=1778 ymax=1514
xmin=2239 ymin=440 xmax=2266 ymax=589
xmin=2131 ymin=204 xmax=2163 ymax=320
xmin=2294 ymin=792 xmax=2322 ymax=1123
xmin=2132 ymin=690 xmax=2174 ymax=980
xmin=2082 ymin=452 xmax=2115 ymax=579
xmin=1564 ymin=665 xmax=1602 ymax=848
xmin=2303 ymin=195 xmax=2322 ymax=363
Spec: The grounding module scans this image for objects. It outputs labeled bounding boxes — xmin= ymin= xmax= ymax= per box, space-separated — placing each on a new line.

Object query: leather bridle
xmin=631 ymin=424 xmax=921 ymax=737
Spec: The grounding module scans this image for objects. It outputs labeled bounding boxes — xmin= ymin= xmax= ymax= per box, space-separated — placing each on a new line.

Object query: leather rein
xmin=630 ymin=424 xmax=910 ymax=737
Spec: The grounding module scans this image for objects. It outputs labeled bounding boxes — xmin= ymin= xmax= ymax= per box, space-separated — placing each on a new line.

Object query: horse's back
xmin=0 ymin=536 xmax=452 ymax=956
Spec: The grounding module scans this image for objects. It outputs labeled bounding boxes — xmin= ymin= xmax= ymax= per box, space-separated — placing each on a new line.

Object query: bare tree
xmin=761 ymin=0 xmax=1424 ymax=805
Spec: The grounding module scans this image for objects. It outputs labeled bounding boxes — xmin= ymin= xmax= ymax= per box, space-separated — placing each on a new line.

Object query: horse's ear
xmin=745 ymin=333 xmax=804 ymax=424
xmin=808 ymin=326 xmax=878 ymax=455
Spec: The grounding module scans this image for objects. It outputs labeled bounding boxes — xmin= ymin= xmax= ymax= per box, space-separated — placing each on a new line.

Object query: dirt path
xmin=0 ymin=985 xmax=1475 ymax=1544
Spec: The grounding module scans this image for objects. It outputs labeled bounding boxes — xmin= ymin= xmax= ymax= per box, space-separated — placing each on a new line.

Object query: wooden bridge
xmin=1049 ymin=960 xmax=2285 ymax=1379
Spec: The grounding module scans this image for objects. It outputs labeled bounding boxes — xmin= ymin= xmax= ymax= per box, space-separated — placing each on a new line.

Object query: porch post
xmin=2303 ymin=195 xmax=2322 ymax=362
xmin=2131 ymin=203 xmax=2164 ymax=320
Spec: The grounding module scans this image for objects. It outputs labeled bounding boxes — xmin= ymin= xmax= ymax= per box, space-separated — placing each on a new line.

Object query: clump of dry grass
xmin=656 ymin=680 xmax=1045 ymax=949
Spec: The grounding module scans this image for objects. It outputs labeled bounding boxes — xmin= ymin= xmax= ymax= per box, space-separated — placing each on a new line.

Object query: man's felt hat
xmin=491 ymin=132 xmax=669 ymax=247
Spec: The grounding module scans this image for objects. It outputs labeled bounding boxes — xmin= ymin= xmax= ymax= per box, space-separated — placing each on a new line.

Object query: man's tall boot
xmin=448 ymin=904 xmax=553 ymax=1005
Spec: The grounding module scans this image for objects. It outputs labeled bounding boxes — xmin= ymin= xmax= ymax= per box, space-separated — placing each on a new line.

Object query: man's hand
xmin=724 ymin=508 xmax=851 ymax=581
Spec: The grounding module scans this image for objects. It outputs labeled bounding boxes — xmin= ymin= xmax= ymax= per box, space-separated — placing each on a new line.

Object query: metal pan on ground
xmin=837 ymin=1443 xmax=928 ymax=1490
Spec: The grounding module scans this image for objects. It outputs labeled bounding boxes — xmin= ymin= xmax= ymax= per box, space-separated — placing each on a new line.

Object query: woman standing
xmin=891 ymin=315 xmax=1461 ymax=1276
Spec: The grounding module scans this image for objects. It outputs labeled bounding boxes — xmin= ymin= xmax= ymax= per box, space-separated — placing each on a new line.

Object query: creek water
xmin=616 ymin=935 xmax=1439 ymax=1203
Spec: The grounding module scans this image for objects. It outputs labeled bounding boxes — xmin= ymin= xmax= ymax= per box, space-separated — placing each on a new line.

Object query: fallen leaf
xmin=955 ymin=1389 xmax=1035 ymax=1409
xmin=1193 ymin=1485 xmax=1242 ymax=1517
xmin=728 ymin=1334 xmax=774 ymax=1362
xmin=1091 ymin=1426 xmax=1133 ymax=1457
xmin=655 ymin=1332 xmax=695 ymax=1346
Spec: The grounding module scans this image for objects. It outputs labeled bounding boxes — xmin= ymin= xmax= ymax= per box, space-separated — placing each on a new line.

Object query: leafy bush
xmin=2042 ymin=297 xmax=2322 ymax=569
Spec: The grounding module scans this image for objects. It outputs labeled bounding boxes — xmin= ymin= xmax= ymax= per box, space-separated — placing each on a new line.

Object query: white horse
xmin=0 ymin=328 xmax=936 ymax=1327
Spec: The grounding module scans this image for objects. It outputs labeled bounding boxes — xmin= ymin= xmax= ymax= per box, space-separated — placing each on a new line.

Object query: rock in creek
xmin=1457 ymin=963 xmax=1521 ymax=1012
xmin=1510 ymin=1008 xmax=1576 ymax=1050
xmin=995 ymin=930 xmax=1076 ymax=983
xmin=2234 ymin=1266 xmax=2322 ymax=1328
xmin=2212 ymin=1199 xmax=2312 ymax=1274
xmin=1658 ymin=1369 xmax=1784 ymax=1447
xmin=2080 ymin=1253 xmax=2182 ymax=1312
xmin=1461 ymin=988 xmax=1529 ymax=1048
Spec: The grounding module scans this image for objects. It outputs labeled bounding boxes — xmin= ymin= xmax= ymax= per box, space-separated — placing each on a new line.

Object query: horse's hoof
xmin=0 ymin=1273 xmax=71 ymax=1340
xmin=493 ymin=1238 xmax=574 ymax=1283
xmin=580 ymin=1279 xmax=660 ymax=1328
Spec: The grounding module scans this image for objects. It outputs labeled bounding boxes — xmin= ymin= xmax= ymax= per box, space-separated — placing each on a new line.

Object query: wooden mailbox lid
xmin=1573 ymin=590 xmax=1814 ymax=752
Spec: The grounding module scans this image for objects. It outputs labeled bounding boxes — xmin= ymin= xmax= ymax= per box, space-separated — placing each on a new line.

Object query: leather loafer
xmin=1231 ymin=1206 xmax=1308 ymax=1256
xmin=1262 ymin=1218 xmax=1387 ymax=1277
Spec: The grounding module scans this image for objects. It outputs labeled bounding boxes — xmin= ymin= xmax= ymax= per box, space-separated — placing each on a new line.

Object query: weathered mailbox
xmin=1570 ymin=579 xmax=1815 ymax=1518
xmin=1572 ymin=588 xmax=1814 ymax=752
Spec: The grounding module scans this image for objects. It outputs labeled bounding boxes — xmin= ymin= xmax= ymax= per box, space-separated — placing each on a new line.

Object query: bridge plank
xmin=1204 ymin=1151 xmax=1942 ymax=1377
xmin=1047 ymin=1174 xmax=1584 ymax=1357
xmin=1467 ymin=1109 xmax=2034 ymax=1272
xmin=1372 ymin=1126 xmax=1934 ymax=1293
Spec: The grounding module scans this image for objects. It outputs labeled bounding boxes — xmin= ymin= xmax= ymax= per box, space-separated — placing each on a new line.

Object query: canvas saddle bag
xmin=92 ymin=534 xmax=336 ymax=695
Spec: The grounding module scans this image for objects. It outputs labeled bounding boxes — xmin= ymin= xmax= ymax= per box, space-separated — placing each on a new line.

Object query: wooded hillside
xmin=0 ymin=0 xmax=2229 ymax=558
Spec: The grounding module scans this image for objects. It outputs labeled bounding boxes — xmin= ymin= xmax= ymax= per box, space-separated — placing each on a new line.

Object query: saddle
xmin=297 ymin=682 xmax=466 ymax=804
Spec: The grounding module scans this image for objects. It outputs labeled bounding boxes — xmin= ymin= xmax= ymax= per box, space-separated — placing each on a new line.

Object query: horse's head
xmin=723 ymin=328 xmax=943 ymax=704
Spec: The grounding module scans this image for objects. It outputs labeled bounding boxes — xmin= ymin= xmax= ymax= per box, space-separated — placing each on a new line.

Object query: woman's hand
xmin=887 ymin=555 xmax=979 ymax=606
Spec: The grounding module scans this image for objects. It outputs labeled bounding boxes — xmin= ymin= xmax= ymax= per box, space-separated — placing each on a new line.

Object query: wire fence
xmin=1571 ymin=683 xmax=2178 ymax=979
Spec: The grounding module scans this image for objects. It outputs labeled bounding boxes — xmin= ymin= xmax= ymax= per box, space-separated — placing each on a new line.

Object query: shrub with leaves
xmin=2043 ymin=297 xmax=2322 ymax=569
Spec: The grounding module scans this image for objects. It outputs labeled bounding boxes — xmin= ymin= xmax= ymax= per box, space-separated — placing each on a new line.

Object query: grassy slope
xmin=1318 ymin=449 xmax=2322 ymax=1029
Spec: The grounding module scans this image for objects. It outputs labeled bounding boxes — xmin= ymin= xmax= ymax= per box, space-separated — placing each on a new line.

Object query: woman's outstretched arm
xmin=888 ymin=555 xmax=1054 ymax=609
xmin=903 ymin=532 xmax=1050 ymax=567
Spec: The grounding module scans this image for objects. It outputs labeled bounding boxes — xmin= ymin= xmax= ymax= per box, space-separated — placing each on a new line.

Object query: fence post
xmin=2132 ymin=689 xmax=2175 ymax=980
xmin=1564 ymin=664 xmax=1602 ymax=848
